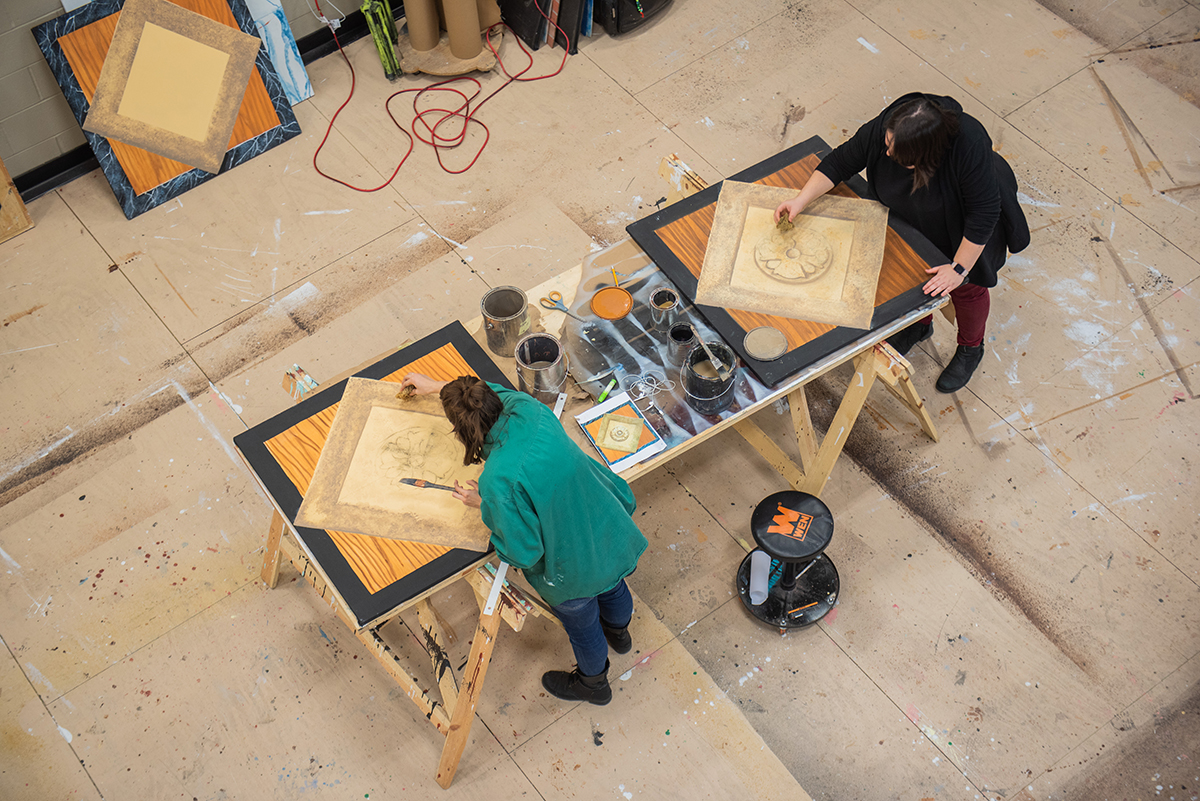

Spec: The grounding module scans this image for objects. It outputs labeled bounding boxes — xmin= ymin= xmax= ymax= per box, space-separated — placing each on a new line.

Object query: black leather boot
xmin=542 ymin=659 xmax=612 ymax=705
xmin=936 ymin=344 xmax=985 ymax=393
xmin=600 ymin=619 xmax=632 ymax=654
xmin=885 ymin=320 xmax=933 ymax=356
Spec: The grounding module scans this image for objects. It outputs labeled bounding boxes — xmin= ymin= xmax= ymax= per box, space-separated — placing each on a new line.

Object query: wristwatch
xmin=951 ymin=261 xmax=967 ymax=276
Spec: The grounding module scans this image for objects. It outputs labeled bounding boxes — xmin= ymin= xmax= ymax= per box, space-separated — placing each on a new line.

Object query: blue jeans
xmin=549 ymin=579 xmax=633 ymax=677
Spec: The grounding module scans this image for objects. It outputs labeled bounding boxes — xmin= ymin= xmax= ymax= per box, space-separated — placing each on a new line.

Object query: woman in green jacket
xmin=401 ymin=373 xmax=648 ymax=706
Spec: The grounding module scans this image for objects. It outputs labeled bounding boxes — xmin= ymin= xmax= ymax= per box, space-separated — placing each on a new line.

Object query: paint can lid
xmin=590 ymin=286 xmax=633 ymax=320
xmin=744 ymin=326 xmax=788 ymax=361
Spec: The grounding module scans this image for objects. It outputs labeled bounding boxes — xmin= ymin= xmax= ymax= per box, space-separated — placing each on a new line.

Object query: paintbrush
xmin=399 ymin=478 xmax=457 ymax=492
xmin=689 ymin=325 xmax=730 ymax=380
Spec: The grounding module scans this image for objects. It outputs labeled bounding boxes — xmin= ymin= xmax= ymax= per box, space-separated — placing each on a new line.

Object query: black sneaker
xmin=936 ymin=344 xmax=985 ymax=393
xmin=542 ymin=659 xmax=611 ymax=705
xmin=600 ymin=620 xmax=632 ymax=654
xmin=886 ymin=321 xmax=933 ymax=356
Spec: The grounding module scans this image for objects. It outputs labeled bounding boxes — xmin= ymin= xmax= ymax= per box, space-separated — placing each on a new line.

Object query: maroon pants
xmin=921 ymin=282 xmax=990 ymax=347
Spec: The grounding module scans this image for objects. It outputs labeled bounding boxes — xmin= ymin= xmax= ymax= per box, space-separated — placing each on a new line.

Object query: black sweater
xmin=816 ymin=92 xmax=1025 ymax=287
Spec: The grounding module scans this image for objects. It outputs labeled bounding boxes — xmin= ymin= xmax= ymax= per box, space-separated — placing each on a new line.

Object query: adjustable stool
xmin=736 ymin=490 xmax=840 ymax=630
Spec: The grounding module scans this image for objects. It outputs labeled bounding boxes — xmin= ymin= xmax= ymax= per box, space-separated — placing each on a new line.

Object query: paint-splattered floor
xmin=3 ymin=0 xmax=1198 ymax=798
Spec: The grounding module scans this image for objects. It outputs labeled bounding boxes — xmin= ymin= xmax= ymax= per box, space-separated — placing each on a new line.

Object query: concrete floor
xmin=3 ymin=0 xmax=1199 ymax=798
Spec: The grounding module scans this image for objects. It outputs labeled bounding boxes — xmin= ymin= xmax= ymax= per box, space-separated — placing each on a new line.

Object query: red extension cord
xmin=311 ymin=1 xmax=571 ymax=192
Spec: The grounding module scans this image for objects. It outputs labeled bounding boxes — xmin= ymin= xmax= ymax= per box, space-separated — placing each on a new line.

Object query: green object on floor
xmin=362 ymin=0 xmax=401 ymax=80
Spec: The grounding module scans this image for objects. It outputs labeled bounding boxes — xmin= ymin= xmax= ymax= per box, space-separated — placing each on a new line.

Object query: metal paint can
xmin=515 ymin=332 xmax=569 ymax=406
xmin=680 ymin=340 xmax=737 ymax=415
xmin=649 ymin=287 xmax=680 ymax=330
xmin=481 ymin=286 xmax=529 ymax=357
xmin=666 ymin=322 xmax=696 ymax=366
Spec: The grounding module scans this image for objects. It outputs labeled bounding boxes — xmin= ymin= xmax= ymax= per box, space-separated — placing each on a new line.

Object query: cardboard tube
xmin=476 ymin=0 xmax=501 ymax=30
xmin=443 ymin=0 xmax=482 ymax=59
xmin=405 ymin=0 xmax=440 ymax=52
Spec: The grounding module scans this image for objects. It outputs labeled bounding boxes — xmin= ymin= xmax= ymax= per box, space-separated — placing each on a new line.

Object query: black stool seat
xmin=750 ymin=491 xmax=834 ymax=563
xmin=738 ymin=491 xmax=840 ymax=631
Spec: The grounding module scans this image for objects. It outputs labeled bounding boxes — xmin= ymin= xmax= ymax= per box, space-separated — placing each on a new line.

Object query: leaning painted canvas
xmin=244 ymin=0 xmax=312 ymax=105
xmin=695 ymin=181 xmax=889 ymax=330
xmin=295 ymin=378 xmax=490 ymax=550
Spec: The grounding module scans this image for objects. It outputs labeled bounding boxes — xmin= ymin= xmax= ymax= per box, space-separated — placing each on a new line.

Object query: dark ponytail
xmin=885 ymin=97 xmax=960 ymax=192
xmin=439 ymin=376 xmax=503 ymax=465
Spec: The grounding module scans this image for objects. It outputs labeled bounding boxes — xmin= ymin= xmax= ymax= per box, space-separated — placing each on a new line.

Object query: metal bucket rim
xmin=651 ymin=287 xmax=680 ymax=308
xmin=514 ymin=332 xmax=565 ymax=371
xmin=481 ymin=285 xmax=528 ymax=322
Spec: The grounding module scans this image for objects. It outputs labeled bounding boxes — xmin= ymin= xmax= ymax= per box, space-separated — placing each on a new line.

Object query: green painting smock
xmin=477 ymin=383 xmax=648 ymax=607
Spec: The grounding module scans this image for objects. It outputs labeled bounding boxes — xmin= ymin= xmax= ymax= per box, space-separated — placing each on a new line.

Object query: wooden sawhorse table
xmin=235 ymin=143 xmax=948 ymax=786
xmin=235 ymin=324 xmax=563 ymax=789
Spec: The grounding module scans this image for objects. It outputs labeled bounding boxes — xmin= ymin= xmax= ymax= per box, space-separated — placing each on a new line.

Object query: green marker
xmin=597 ymin=378 xmax=618 ymax=402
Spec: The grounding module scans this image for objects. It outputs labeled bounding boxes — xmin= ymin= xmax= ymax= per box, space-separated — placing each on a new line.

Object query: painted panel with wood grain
xmin=656 ymin=155 xmax=931 ymax=350
xmin=263 ymin=344 xmax=479 ymax=594
xmin=57 ymin=0 xmax=280 ymax=196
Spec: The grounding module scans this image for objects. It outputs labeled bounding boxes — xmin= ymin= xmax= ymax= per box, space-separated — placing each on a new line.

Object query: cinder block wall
xmin=0 ymin=0 xmax=325 ymax=180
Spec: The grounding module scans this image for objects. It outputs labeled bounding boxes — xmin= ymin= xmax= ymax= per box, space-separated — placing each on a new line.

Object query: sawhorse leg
xmin=872 ymin=341 xmax=939 ymax=442
xmin=259 ymin=512 xmax=453 ymax=734
xmin=795 ymin=348 xmax=880 ymax=496
xmin=435 ymin=602 xmax=502 ymax=787
xmin=257 ymin=510 xmax=557 ymax=788
xmin=260 ymin=510 xmax=284 ymax=588
xmin=733 ymin=341 xmax=939 ymax=497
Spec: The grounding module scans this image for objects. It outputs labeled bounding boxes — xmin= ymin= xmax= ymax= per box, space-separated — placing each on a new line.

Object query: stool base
xmin=736 ymin=553 xmax=839 ymax=630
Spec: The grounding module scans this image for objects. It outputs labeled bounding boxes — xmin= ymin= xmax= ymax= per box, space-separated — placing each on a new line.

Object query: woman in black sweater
xmin=776 ymin=93 xmax=1027 ymax=393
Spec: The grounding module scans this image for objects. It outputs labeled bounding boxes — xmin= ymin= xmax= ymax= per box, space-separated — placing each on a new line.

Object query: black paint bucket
xmin=681 ymin=341 xmax=737 ymax=415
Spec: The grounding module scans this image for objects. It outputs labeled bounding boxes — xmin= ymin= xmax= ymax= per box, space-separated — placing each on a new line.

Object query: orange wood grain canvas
xmin=58 ymin=0 xmax=280 ymax=195
xmin=264 ymin=344 xmax=479 ymax=594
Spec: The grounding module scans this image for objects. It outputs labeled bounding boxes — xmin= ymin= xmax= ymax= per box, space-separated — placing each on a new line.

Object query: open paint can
xmin=590 ymin=286 xmax=633 ymax=320
xmin=649 ymin=288 xmax=679 ymax=330
xmin=666 ymin=322 xmax=696 ymax=366
xmin=681 ymin=340 xmax=737 ymax=415
xmin=481 ymin=286 xmax=529 ymax=358
xmin=515 ymin=332 xmax=568 ymax=406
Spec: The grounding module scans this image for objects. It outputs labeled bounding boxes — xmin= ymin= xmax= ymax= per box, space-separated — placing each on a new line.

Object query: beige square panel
xmin=83 ymin=0 xmax=261 ymax=174
xmin=696 ymin=181 xmax=888 ymax=329
xmin=117 ymin=23 xmax=230 ymax=140
xmin=294 ymin=377 xmax=490 ymax=550
xmin=336 ymin=406 xmax=478 ymax=522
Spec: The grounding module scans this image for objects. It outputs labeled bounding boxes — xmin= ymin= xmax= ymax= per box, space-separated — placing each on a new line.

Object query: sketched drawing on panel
xmin=336 ymin=405 xmax=481 ymax=527
xmin=296 ymin=378 xmax=490 ymax=550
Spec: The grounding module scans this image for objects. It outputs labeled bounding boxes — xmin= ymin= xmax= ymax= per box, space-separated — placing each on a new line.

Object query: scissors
xmin=539 ymin=291 xmax=585 ymax=321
